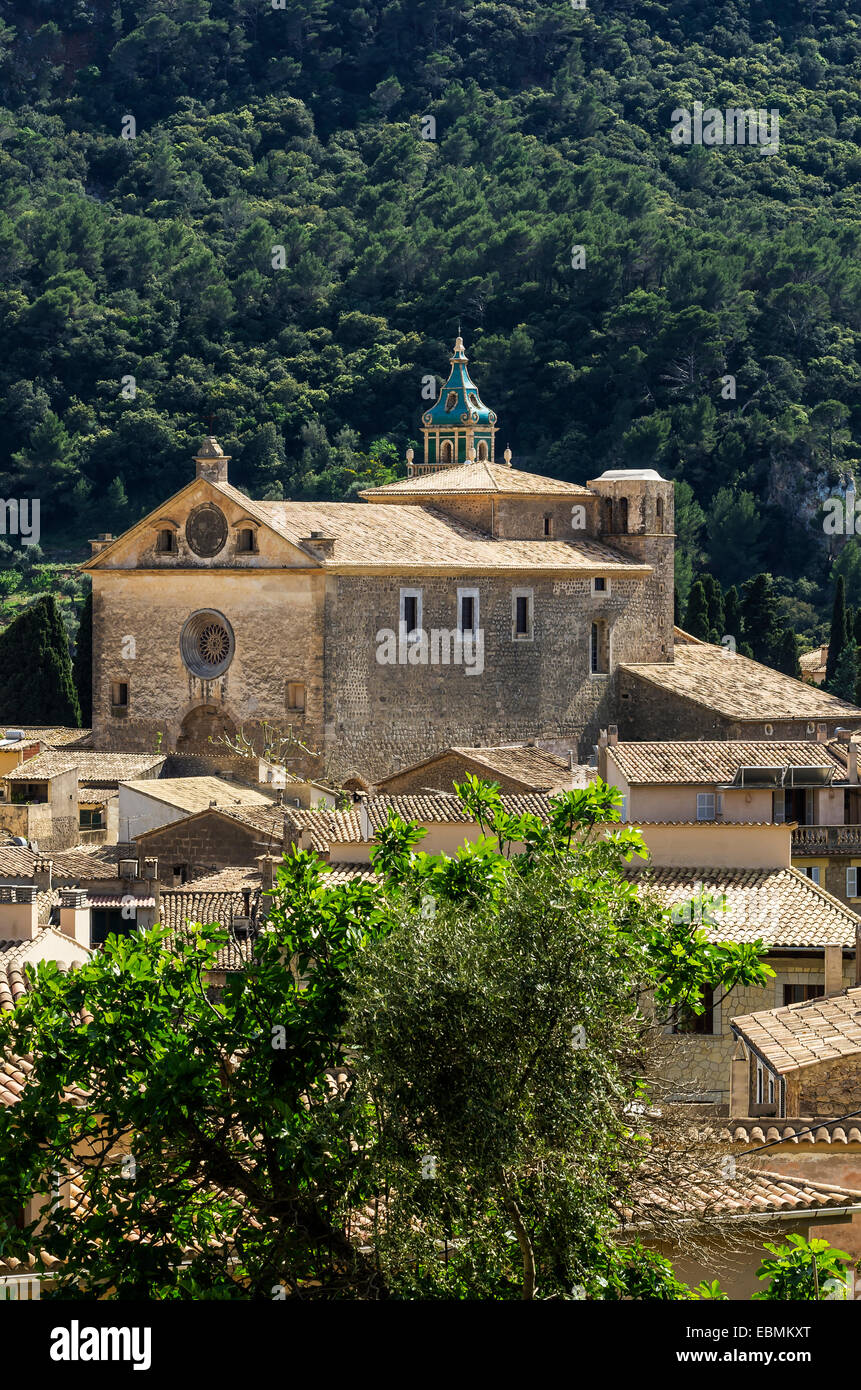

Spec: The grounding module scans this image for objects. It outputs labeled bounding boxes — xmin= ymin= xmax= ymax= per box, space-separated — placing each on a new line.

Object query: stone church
xmin=84 ymin=338 xmax=677 ymax=781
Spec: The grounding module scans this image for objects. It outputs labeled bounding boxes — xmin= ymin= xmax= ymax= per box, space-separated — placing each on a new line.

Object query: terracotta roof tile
xmin=6 ymin=752 xmax=165 ymax=783
xmin=732 ymin=985 xmax=861 ymax=1074
xmin=711 ymin=1118 xmax=861 ymax=1145
xmin=628 ymin=865 xmax=860 ymax=948
xmin=622 ymin=645 xmax=861 ymax=721
xmin=628 ymin=1169 xmax=861 ymax=1222
xmin=359 ymin=459 xmax=592 ymax=498
xmin=377 ymin=744 xmax=590 ymax=792
xmin=609 ymin=739 xmax=843 ymax=785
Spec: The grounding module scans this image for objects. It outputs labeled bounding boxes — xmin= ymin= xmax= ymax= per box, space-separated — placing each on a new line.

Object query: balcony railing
xmin=792 ymin=825 xmax=861 ymax=853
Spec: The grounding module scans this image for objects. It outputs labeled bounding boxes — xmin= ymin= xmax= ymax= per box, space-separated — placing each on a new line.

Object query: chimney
xmin=302 ymin=531 xmax=336 ymax=559
xmin=607 ymin=725 xmax=618 ymax=746
xmin=816 ymin=723 xmax=828 ymax=743
xmin=850 ymin=740 xmax=859 ymax=786
xmin=0 ymin=885 xmax=39 ymax=941
xmin=118 ymin=858 xmax=137 ymax=881
xmin=193 ymin=436 xmax=229 ymax=484
xmin=256 ymin=854 xmax=278 ymax=893
xmin=59 ymin=888 xmax=90 ymax=949
xmin=567 ymin=750 xmax=575 ymax=771
xmin=141 ymin=857 xmax=160 ymax=912
xmin=32 ymin=858 xmax=52 ymax=893
xmin=88 ymin=534 xmax=114 ymax=557
xmin=825 ymin=944 xmax=844 ymax=996
xmin=836 ymin=727 xmax=853 ymax=744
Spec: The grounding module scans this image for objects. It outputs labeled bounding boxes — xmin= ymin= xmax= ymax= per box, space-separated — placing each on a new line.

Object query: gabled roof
xmin=81 ymin=474 xmax=645 ymax=577
xmin=622 ymin=644 xmax=861 ymax=721
xmin=121 ymin=776 xmax=274 ymax=816
xmin=732 ymin=985 xmax=861 ymax=1074
xmin=375 ymin=744 xmax=586 ymax=792
xmin=5 ymin=752 xmax=165 ymax=784
xmin=608 ymin=740 xmax=844 ymax=786
xmin=627 ymin=865 xmax=860 ymax=948
xmin=360 ymin=458 xmax=591 ymax=499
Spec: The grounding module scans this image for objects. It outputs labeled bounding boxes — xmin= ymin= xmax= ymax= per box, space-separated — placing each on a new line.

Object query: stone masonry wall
xmin=799 ymin=1055 xmax=861 ymax=1116
xmin=323 ymin=569 xmax=668 ymax=780
xmin=135 ymin=814 xmax=286 ymax=883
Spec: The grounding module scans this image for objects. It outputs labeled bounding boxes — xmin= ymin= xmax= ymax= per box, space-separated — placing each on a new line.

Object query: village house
xmin=373 ymin=743 xmax=592 ymax=795
xmin=600 ymin=728 xmax=861 ymax=910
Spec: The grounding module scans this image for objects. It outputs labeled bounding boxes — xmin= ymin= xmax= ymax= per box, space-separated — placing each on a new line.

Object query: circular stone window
xmin=180 ymin=610 xmax=235 ymax=680
xmin=186 ymin=503 xmax=228 ymax=557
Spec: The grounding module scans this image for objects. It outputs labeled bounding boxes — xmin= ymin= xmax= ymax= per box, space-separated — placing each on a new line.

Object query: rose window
xmin=180 ymin=610 xmax=235 ymax=680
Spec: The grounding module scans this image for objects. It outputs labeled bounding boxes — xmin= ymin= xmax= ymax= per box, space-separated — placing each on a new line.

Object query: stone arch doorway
xmin=176 ymin=705 xmax=236 ymax=751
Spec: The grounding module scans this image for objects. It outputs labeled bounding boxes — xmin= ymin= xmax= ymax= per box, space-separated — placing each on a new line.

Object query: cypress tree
xmin=741 ymin=573 xmax=779 ymax=666
xmin=829 ymin=642 xmax=858 ymax=704
xmin=724 ymin=585 xmax=743 ymax=642
xmin=774 ymin=628 xmax=802 ymax=680
xmin=700 ymin=573 xmax=725 ymax=637
xmin=826 ymin=575 xmax=849 ymax=686
xmin=0 ymin=595 xmax=80 ymax=725
xmin=853 ymin=606 xmax=861 ymax=648
xmin=673 ymin=587 xmax=681 ymax=626
xmin=73 ymin=589 xmax=92 ymax=727
xmin=684 ymin=580 xmax=711 ymax=641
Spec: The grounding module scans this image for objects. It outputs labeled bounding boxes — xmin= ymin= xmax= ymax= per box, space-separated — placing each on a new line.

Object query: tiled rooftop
xmin=627 ymin=1169 xmax=861 ymax=1223
xmin=713 ymin=1118 xmax=861 ymax=1146
xmin=122 ymin=776 xmax=274 ymax=815
xmin=359 ymin=459 xmax=592 ymax=498
xmin=6 ymin=752 xmax=166 ymax=784
xmin=628 ymin=865 xmax=860 ymax=948
xmin=732 ymin=985 xmax=861 ymax=1074
xmin=217 ymin=485 xmax=648 ymax=575
xmin=608 ymin=739 xmax=843 ymax=785
xmin=622 ymin=644 xmax=861 ymax=721
xmin=377 ymin=744 xmax=587 ymax=792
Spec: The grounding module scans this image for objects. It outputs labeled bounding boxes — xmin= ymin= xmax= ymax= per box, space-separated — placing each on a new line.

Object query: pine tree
xmin=741 ymin=573 xmax=780 ymax=666
xmin=0 ymin=595 xmax=80 ymax=725
xmin=829 ymin=643 xmax=858 ymax=704
xmin=774 ymin=628 xmax=801 ymax=680
xmin=724 ymin=585 xmax=743 ymax=642
xmin=72 ymin=589 xmax=92 ymax=727
xmin=826 ymin=575 xmax=849 ymax=686
xmin=683 ymin=580 xmax=710 ymax=641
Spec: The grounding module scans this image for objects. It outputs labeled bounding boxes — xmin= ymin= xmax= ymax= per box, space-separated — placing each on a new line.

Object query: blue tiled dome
xmin=421 ymin=337 xmax=498 ymax=428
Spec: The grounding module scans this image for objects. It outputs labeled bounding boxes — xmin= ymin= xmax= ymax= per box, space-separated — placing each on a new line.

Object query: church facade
xmin=84 ymin=340 xmax=675 ymax=781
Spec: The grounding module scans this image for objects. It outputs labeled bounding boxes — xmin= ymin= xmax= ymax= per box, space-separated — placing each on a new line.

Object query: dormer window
xmin=156 ymin=528 xmax=177 ymax=554
xmin=445 ymin=392 xmax=458 ymax=412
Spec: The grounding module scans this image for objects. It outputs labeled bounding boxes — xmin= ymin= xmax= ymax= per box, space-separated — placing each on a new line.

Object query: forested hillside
xmin=0 ymin=0 xmax=859 ymax=638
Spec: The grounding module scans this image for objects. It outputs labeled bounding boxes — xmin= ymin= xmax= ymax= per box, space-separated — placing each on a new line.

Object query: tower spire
xmin=418 ymin=337 xmax=498 ymax=475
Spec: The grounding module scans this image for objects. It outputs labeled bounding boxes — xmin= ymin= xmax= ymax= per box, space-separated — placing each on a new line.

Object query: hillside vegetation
xmin=0 ymin=0 xmax=859 ymax=639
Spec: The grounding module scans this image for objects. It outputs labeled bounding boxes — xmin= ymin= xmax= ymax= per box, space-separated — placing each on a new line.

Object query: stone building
xmin=82 ymin=338 xmax=860 ymax=783
xmin=83 ymin=338 xmax=677 ymax=782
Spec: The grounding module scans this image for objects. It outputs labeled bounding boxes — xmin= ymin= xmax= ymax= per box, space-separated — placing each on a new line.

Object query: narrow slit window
xmin=237 ymin=528 xmax=255 ymax=553
xmin=111 ymin=681 xmax=129 ymax=708
xmin=156 ymin=529 xmax=176 ymax=554
xmin=543 ymin=515 xmax=552 ymax=537
xmin=286 ymin=682 xmax=305 ymax=712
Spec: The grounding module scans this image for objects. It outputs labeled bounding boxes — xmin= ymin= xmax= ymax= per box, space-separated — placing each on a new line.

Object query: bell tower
xmin=411 ymin=337 xmax=498 ymax=477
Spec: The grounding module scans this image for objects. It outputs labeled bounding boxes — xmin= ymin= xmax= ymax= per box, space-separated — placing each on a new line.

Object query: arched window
xmin=237 ymin=527 xmax=255 ymax=553
xmin=477 ymin=440 xmax=488 ymax=461
xmin=656 ymin=497 xmax=664 ymax=533
xmin=619 ymin=497 xmax=629 ymax=533
xmin=156 ymin=528 xmax=176 ymax=554
xmin=441 ymin=440 xmax=453 ymax=464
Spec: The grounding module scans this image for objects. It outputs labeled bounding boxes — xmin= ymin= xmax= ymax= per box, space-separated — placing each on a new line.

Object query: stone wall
xmin=377 ymin=752 xmax=537 ymax=796
xmin=661 ymin=956 xmax=852 ymax=1106
xmin=323 ymin=570 xmax=667 ymax=779
xmin=799 ymin=1056 xmax=861 ymax=1116
xmin=135 ymin=812 xmax=287 ymax=883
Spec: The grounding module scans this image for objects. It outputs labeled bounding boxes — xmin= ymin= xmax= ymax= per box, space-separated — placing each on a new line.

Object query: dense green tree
xmin=774 ymin=628 xmax=802 ymax=681
xmin=724 ymin=586 xmax=743 ymax=644
xmin=683 ymin=581 xmax=710 ymax=642
xmin=741 ymin=574 xmax=780 ymax=668
xmin=826 ymin=576 xmax=850 ymax=686
xmin=828 ymin=643 xmax=858 ymax=704
xmin=0 ymin=594 xmax=80 ymax=725
xmin=0 ymin=782 xmax=771 ymax=1300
